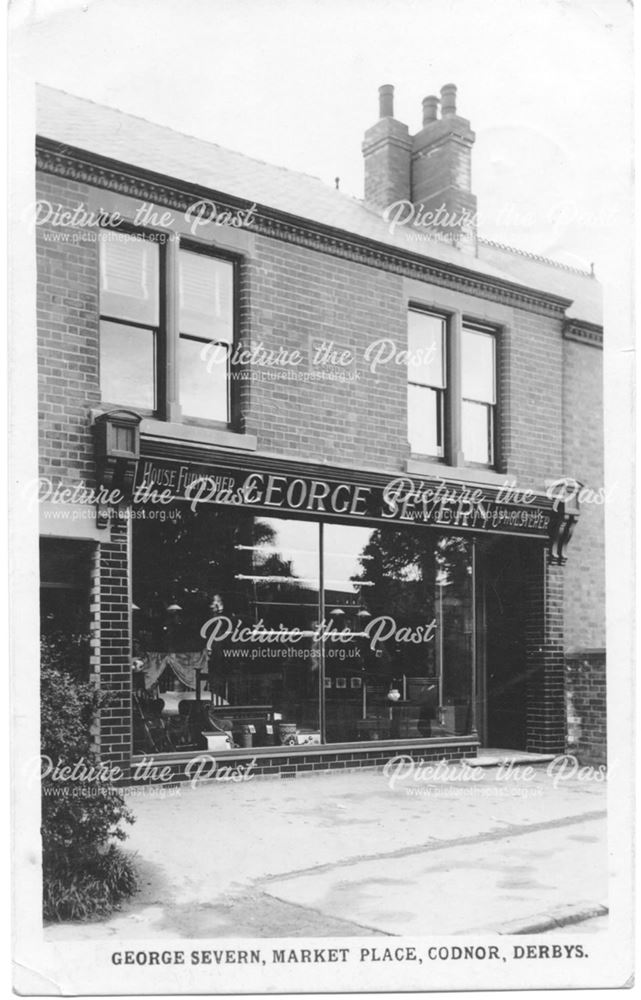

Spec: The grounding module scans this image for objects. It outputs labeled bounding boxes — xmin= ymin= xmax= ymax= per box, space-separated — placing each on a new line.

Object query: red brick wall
xmin=562 ymin=338 xmax=605 ymax=651
xmin=500 ymin=310 xmax=564 ymax=488
xmin=562 ymin=337 xmax=605 ymax=763
xmin=36 ymin=166 xmax=131 ymax=764
xmin=565 ymin=652 xmax=606 ymax=764
xmin=242 ymin=237 xmax=408 ymax=468
xmin=36 ymin=172 xmax=100 ymax=489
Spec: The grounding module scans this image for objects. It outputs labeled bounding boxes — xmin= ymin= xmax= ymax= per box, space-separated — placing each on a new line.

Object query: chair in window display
xmin=132 ymin=664 xmax=146 ymax=695
xmin=204 ymin=704 xmax=235 ymax=746
xmin=175 ymin=699 xmax=236 ymax=749
xmin=133 ymin=692 xmax=175 ymax=753
xmin=174 ymin=699 xmax=195 ymax=747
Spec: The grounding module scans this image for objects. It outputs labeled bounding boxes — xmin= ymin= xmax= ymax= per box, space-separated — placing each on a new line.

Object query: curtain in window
xmin=141 ymin=650 xmax=209 ymax=690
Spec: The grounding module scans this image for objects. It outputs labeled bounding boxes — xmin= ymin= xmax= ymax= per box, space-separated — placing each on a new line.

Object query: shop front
xmin=122 ymin=445 xmax=566 ymax=775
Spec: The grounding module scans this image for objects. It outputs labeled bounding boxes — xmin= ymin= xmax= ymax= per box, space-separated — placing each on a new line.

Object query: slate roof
xmin=35 ymin=85 xmax=601 ymax=326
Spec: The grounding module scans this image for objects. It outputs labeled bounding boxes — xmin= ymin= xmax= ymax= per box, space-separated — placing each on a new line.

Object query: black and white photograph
xmin=8 ymin=0 xmax=634 ymax=994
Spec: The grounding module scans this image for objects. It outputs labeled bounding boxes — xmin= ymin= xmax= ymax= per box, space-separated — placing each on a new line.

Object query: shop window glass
xmin=131 ymin=507 xmax=475 ymax=755
xmin=233 ymin=517 xmax=320 ymax=741
xmin=131 ymin=507 xmax=319 ymax=754
xmin=323 ymin=525 xmax=474 ymax=741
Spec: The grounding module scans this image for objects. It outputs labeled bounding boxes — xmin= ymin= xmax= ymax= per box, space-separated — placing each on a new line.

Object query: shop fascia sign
xmin=134 ymin=457 xmax=553 ymax=537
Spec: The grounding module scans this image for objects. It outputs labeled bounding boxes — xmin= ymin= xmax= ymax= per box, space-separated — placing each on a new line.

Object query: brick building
xmin=36 ymin=83 xmax=605 ymax=781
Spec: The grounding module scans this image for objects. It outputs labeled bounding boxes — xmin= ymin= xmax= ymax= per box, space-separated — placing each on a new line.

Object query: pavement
xmin=44 ymin=756 xmax=608 ymax=940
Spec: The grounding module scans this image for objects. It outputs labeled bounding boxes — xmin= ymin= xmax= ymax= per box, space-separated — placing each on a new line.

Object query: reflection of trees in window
xmin=351 ymin=527 xmax=438 ymax=678
xmin=250 ymin=525 xmax=303 ymax=613
xmin=350 ymin=529 xmax=474 ymax=691
xmin=244 ymin=519 xmax=318 ymax=633
xmin=435 ymin=534 xmax=473 ymax=588
xmin=132 ymin=504 xmax=257 ymax=651
xmin=242 ymin=519 xmax=319 ymax=724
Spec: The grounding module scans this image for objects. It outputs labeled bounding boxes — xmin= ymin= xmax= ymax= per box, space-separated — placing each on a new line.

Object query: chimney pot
xmin=440 ymin=83 xmax=457 ymax=116
xmin=378 ymin=84 xmax=394 ymax=119
xmin=422 ymin=95 xmax=439 ymax=126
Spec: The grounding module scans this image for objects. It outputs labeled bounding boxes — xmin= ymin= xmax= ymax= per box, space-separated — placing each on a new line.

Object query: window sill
xmin=90 ymin=409 xmax=257 ymax=452
xmin=140 ymin=418 xmax=257 ymax=452
xmin=406 ymin=457 xmax=507 ymax=487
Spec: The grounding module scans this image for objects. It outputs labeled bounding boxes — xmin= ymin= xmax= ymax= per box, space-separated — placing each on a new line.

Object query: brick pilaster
xmin=95 ymin=516 xmax=132 ymax=778
xmin=88 ymin=544 xmax=102 ymax=754
xmin=525 ymin=551 xmax=565 ymax=753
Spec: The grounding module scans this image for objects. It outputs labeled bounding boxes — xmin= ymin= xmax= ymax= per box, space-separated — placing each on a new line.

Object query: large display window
xmin=131 ymin=504 xmax=476 ymax=754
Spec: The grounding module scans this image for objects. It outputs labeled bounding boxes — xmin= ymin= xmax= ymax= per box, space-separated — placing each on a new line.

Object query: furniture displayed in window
xmin=206 ymin=704 xmax=276 ymax=748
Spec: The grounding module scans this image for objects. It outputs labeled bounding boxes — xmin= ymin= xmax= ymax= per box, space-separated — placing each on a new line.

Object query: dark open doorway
xmin=480 ymin=537 xmax=529 ymax=750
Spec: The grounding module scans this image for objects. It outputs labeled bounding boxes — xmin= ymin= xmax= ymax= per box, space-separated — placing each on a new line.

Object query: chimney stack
xmin=362 ymin=85 xmax=412 ymax=210
xmin=362 ymin=83 xmax=478 ymax=251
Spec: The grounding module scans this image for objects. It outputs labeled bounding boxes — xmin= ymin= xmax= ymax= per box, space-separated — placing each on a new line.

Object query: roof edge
xmin=563 ymin=318 xmax=603 ymax=348
xmin=35 ymin=135 xmax=575 ymax=320
xmin=478 ymin=237 xmax=595 ymax=280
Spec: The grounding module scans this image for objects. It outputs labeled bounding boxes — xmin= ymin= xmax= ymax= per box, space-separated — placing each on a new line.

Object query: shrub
xmin=41 ymin=640 xmax=138 ymax=922
xmin=42 ymin=846 xmax=139 ymax=923
xmin=40 ymin=628 xmax=90 ymax=682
